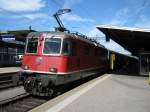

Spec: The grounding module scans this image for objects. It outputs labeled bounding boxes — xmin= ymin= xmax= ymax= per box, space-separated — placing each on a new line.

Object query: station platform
xmin=30 ymin=74 xmax=150 ymax=112
xmin=0 ymin=86 xmax=25 ymax=102
xmin=0 ymin=67 xmax=20 ymax=74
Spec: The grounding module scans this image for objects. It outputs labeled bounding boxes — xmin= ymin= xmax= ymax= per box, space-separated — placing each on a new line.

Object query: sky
xmin=0 ymin=0 xmax=150 ymax=54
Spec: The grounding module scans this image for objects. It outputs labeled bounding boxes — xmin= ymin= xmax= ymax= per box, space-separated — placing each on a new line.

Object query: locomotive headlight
xmin=24 ymin=65 xmax=29 ymax=70
xmin=49 ymin=68 xmax=57 ymax=73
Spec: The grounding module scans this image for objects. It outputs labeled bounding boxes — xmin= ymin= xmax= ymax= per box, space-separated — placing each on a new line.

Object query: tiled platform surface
xmin=30 ymin=74 xmax=150 ymax=112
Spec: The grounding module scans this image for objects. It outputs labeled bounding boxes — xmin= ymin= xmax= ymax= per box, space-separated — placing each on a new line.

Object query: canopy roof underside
xmin=96 ymin=25 xmax=150 ymax=55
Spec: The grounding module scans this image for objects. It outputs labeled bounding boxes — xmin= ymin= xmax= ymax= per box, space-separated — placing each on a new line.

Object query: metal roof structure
xmin=0 ymin=30 xmax=35 ymax=41
xmin=96 ymin=25 xmax=150 ymax=55
xmin=0 ymin=30 xmax=35 ymax=48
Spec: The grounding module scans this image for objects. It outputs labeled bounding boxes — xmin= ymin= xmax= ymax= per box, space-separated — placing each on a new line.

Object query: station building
xmin=0 ymin=30 xmax=35 ymax=67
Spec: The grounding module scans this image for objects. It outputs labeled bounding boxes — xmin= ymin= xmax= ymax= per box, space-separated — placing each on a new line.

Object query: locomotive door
xmin=139 ymin=53 xmax=150 ymax=76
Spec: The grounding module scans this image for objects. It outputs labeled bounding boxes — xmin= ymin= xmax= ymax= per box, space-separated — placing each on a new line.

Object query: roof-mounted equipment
xmin=53 ymin=9 xmax=71 ymax=32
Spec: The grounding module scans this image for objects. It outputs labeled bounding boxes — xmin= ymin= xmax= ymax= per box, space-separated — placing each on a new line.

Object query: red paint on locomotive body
xmin=20 ymin=32 xmax=108 ymax=96
xmin=22 ymin=32 xmax=108 ymax=74
xmin=22 ymin=55 xmax=68 ymax=73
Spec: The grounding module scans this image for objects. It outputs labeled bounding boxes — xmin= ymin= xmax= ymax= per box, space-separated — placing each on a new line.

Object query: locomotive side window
xmin=95 ymin=48 xmax=102 ymax=56
xmin=43 ymin=38 xmax=61 ymax=54
xmin=95 ymin=48 xmax=98 ymax=56
xmin=62 ymin=40 xmax=72 ymax=55
xmin=72 ymin=41 xmax=77 ymax=56
xmin=84 ymin=45 xmax=90 ymax=55
xmin=62 ymin=40 xmax=77 ymax=56
xmin=26 ymin=38 xmax=38 ymax=53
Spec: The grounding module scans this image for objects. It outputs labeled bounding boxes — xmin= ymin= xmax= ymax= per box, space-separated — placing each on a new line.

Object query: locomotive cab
xmin=20 ymin=32 xmax=75 ymax=95
xmin=22 ymin=32 xmax=70 ymax=72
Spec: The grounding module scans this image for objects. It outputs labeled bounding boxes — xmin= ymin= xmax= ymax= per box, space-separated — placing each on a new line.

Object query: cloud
xmin=135 ymin=0 xmax=150 ymax=13
xmin=60 ymin=0 xmax=94 ymax=23
xmin=0 ymin=0 xmax=45 ymax=12
xmin=109 ymin=8 xmax=130 ymax=26
xmin=63 ymin=0 xmax=81 ymax=9
xmin=61 ymin=13 xmax=94 ymax=22
xmin=61 ymin=0 xmax=94 ymax=23
xmin=108 ymin=1 xmax=150 ymax=27
xmin=134 ymin=15 xmax=150 ymax=28
xmin=17 ymin=13 xmax=49 ymax=20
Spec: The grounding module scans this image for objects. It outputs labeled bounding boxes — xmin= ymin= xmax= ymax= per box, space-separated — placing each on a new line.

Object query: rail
xmin=0 ymin=72 xmax=22 ymax=89
xmin=0 ymin=93 xmax=49 ymax=112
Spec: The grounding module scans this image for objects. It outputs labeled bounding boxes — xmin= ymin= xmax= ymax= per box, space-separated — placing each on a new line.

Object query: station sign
xmin=0 ymin=34 xmax=25 ymax=45
xmin=1 ymin=35 xmax=15 ymax=41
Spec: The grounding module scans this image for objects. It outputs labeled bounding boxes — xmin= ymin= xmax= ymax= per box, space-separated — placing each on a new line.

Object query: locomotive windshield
xmin=43 ymin=38 xmax=61 ymax=54
xmin=26 ymin=38 xmax=38 ymax=53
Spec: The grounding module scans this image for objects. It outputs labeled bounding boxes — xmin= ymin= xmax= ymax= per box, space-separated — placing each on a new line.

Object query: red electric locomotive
xmin=20 ymin=31 xmax=108 ymax=96
xmin=19 ymin=9 xmax=108 ymax=96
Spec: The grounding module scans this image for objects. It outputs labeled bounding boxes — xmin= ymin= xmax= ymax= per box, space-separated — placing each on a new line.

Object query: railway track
xmin=0 ymin=72 xmax=22 ymax=89
xmin=0 ymin=93 xmax=49 ymax=112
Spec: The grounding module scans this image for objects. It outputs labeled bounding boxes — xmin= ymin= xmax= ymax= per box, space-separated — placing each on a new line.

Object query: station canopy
xmin=0 ymin=30 xmax=35 ymax=48
xmin=96 ymin=25 xmax=150 ymax=55
xmin=0 ymin=30 xmax=35 ymax=41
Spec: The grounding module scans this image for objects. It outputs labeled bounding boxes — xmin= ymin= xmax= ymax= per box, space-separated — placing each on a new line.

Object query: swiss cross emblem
xmin=36 ymin=57 xmax=42 ymax=65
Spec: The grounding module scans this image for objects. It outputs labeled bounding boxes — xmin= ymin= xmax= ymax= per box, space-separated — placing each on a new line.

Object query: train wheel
xmin=24 ymin=78 xmax=35 ymax=92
